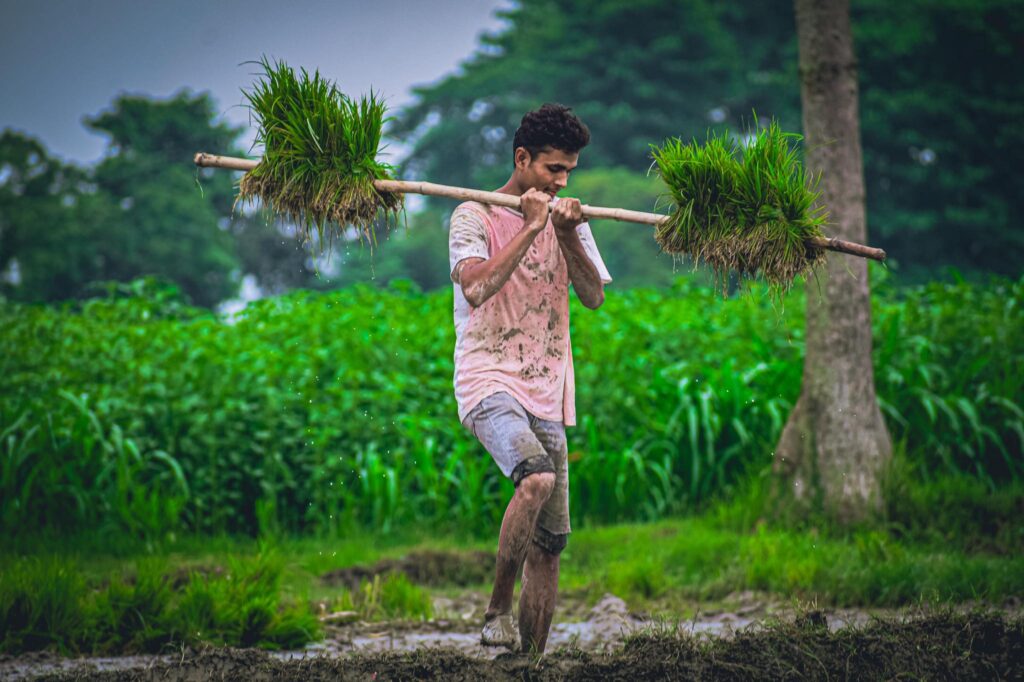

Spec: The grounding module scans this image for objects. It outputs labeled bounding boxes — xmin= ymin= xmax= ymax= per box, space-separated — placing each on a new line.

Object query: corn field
xmin=1 ymin=272 xmax=1020 ymax=538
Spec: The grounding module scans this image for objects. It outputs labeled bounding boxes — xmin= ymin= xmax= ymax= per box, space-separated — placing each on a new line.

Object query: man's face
xmin=515 ymin=147 xmax=579 ymax=198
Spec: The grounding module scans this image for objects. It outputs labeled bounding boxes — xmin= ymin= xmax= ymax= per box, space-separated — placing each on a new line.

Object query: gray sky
xmin=0 ymin=0 xmax=510 ymax=164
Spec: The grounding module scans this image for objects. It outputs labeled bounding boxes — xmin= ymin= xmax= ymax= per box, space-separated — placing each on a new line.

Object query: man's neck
xmin=494 ymin=176 xmax=525 ymax=196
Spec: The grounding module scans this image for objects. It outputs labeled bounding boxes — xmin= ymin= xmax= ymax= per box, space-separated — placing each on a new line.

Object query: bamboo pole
xmin=194 ymin=152 xmax=887 ymax=262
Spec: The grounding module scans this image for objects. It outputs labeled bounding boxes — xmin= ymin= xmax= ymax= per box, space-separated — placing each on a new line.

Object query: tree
xmin=392 ymin=0 xmax=1024 ymax=283
xmin=1 ymin=91 xmax=333 ymax=307
xmin=852 ymin=0 xmax=1024 ymax=281
xmin=0 ymin=131 xmax=115 ymax=301
xmin=84 ymin=91 xmax=243 ymax=306
xmin=391 ymin=0 xmax=800 ymax=190
xmin=772 ymin=0 xmax=891 ymax=523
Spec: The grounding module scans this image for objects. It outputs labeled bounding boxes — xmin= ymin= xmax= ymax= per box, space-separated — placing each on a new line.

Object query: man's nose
xmin=554 ymin=174 xmax=568 ymax=190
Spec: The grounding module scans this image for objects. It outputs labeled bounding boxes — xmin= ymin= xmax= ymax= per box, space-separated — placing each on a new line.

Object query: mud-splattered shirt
xmin=449 ymin=200 xmax=612 ymax=426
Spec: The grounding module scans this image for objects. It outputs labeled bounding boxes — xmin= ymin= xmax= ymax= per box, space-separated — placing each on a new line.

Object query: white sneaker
xmin=480 ymin=613 xmax=518 ymax=650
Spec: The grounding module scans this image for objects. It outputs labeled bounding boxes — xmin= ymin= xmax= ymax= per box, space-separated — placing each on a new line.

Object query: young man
xmin=448 ymin=103 xmax=612 ymax=654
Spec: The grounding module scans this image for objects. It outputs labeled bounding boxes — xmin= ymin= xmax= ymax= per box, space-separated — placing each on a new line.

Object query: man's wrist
xmin=525 ymin=218 xmax=547 ymax=233
xmin=554 ymin=223 xmax=580 ymax=241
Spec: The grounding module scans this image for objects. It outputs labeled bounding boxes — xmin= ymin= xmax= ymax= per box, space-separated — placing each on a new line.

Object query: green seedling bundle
xmin=198 ymin=57 xmax=884 ymax=289
xmin=237 ymin=57 xmax=402 ymax=244
xmin=651 ymin=123 xmax=828 ymax=290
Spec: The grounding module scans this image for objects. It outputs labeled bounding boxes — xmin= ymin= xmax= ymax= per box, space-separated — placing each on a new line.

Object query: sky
xmin=0 ymin=0 xmax=510 ymax=165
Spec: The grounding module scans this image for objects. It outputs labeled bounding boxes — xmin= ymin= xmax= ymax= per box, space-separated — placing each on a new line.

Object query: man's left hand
xmin=551 ymin=198 xmax=583 ymax=238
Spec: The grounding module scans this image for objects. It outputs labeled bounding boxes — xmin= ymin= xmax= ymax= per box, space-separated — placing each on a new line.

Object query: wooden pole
xmin=194 ymin=152 xmax=887 ymax=262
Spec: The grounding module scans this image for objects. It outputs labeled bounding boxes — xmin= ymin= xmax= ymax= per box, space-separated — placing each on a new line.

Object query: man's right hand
xmin=520 ymin=188 xmax=551 ymax=231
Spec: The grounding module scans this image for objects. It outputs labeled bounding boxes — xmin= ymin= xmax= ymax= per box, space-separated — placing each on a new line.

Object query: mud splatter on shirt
xmin=449 ymin=201 xmax=612 ymax=426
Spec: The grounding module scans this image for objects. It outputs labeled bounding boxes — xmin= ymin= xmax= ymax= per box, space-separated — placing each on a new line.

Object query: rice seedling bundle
xmin=237 ymin=57 xmax=402 ymax=244
xmin=651 ymin=123 xmax=828 ymax=291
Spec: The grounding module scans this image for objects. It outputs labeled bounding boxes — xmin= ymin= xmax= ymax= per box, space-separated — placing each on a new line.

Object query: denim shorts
xmin=463 ymin=391 xmax=571 ymax=542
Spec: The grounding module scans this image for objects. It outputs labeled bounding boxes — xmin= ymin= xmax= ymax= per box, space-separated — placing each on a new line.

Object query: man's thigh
xmin=529 ymin=416 xmax=571 ymax=539
xmin=463 ymin=392 xmax=556 ymax=485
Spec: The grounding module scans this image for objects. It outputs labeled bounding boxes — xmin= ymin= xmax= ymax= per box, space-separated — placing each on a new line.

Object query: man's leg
xmin=518 ymin=415 xmax=570 ymax=654
xmin=518 ymin=538 xmax=561 ymax=654
xmin=485 ymin=471 xmax=555 ymax=620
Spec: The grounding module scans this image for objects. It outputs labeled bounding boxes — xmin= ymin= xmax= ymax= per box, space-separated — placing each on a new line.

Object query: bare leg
xmin=485 ymin=472 xmax=555 ymax=619
xmin=518 ymin=541 xmax=560 ymax=654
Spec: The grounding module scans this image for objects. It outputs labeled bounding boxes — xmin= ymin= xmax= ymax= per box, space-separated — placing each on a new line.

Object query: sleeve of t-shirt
xmin=449 ymin=203 xmax=490 ymax=283
xmin=576 ymin=223 xmax=613 ymax=284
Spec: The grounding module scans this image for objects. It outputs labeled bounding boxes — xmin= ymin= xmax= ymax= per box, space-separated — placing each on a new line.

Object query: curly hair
xmin=511 ymin=103 xmax=590 ymax=162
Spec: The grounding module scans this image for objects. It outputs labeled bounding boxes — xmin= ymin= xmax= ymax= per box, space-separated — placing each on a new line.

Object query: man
xmin=448 ymin=103 xmax=612 ymax=654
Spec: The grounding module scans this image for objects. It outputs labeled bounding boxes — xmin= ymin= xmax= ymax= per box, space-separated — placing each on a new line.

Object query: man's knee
xmin=512 ymin=455 xmax=555 ymax=492
xmin=532 ymin=526 xmax=568 ymax=556
xmin=518 ymin=471 xmax=555 ymax=503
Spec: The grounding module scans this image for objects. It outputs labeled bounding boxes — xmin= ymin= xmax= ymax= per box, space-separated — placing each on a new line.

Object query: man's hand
xmin=520 ymin=188 xmax=551 ymax=232
xmin=551 ymin=197 xmax=583 ymax=238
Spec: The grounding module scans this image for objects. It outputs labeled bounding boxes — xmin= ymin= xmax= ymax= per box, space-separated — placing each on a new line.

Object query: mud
xmin=320 ymin=550 xmax=495 ymax=589
xmin=14 ymin=609 xmax=1023 ymax=680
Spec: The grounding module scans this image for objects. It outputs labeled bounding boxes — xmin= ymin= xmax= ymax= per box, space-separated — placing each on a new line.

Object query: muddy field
xmin=3 ymin=550 xmax=1022 ymax=680
xmin=5 ymin=605 xmax=1022 ymax=680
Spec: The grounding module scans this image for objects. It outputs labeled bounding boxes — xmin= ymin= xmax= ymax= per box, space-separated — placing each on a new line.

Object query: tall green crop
xmin=1 ymin=273 xmax=1020 ymax=538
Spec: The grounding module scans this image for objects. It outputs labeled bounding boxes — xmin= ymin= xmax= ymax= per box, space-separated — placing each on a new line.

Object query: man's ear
xmin=514 ymin=147 xmax=531 ymax=170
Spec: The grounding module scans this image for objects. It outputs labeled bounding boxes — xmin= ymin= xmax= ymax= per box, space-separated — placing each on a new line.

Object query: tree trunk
xmin=773 ymin=0 xmax=892 ymax=523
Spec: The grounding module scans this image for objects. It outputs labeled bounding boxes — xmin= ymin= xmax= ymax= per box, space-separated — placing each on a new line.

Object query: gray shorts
xmin=463 ymin=392 xmax=571 ymax=544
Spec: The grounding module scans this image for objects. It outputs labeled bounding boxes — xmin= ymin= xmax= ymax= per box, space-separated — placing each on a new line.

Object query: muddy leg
xmin=518 ymin=539 xmax=560 ymax=654
xmin=486 ymin=472 xmax=555 ymax=619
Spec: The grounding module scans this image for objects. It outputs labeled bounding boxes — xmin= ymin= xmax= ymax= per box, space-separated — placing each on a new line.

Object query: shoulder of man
xmin=452 ymin=201 xmax=493 ymax=222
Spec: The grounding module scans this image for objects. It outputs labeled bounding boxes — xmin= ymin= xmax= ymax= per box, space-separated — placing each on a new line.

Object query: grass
xmin=651 ymin=120 xmax=828 ymax=293
xmin=2 ymin=483 xmax=1021 ymax=656
xmin=0 ymin=550 xmax=319 ymax=655
xmin=238 ymin=56 xmax=402 ymax=246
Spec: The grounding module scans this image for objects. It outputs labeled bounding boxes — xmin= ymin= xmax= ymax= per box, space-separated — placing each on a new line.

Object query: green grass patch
xmin=0 ymin=550 xmax=319 ymax=655
xmin=3 ymin=503 xmax=1021 ymax=655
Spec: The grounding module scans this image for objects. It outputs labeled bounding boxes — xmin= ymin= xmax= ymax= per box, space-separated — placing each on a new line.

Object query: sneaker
xmin=480 ymin=613 xmax=518 ymax=650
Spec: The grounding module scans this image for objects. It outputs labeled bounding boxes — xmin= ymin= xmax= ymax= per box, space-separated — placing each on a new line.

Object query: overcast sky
xmin=0 ymin=0 xmax=510 ymax=165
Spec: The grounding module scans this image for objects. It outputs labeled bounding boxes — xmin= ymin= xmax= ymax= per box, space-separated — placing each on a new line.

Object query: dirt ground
xmin=5 ymin=599 xmax=1022 ymax=680
xmin=3 ymin=550 xmax=1022 ymax=680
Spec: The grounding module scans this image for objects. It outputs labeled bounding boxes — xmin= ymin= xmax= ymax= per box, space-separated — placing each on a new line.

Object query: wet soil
xmin=13 ymin=610 xmax=1023 ymax=680
xmin=7 ymin=593 xmax=1022 ymax=681
xmin=6 ymin=550 xmax=1021 ymax=680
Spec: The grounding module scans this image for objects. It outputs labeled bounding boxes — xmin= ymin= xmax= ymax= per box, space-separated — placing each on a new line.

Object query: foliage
xmin=564 ymin=517 xmax=1024 ymax=607
xmin=651 ymin=122 xmax=827 ymax=291
xmin=391 ymin=0 xmax=1023 ymax=281
xmin=853 ymin=0 xmax=1024 ymax=281
xmin=391 ymin=0 xmax=799 ymax=190
xmin=0 ymin=93 xmax=333 ymax=308
xmin=0 ymin=551 xmax=318 ymax=655
xmin=2 ymin=511 xmax=1022 ymax=656
xmin=239 ymin=57 xmax=402 ymax=246
xmin=1 ymin=270 xmax=1019 ymax=539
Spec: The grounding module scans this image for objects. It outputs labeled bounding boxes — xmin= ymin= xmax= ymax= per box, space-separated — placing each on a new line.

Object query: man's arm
xmin=457 ymin=188 xmax=550 ymax=308
xmin=552 ymin=199 xmax=605 ymax=309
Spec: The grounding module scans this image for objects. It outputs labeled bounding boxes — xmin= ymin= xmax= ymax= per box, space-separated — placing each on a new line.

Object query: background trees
xmin=2 ymin=0 xmax=1021 ymax=303
xmin=392 ymin=0 xmax=1023 ymax=285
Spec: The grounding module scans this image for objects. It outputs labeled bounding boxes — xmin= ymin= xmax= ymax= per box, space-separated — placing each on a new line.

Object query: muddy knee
xmin=515 ymin=472 xmax=555 ymax=505
xmin=532 ymin=525 xmax=567 ymax=556
xmin=512 ymin=456 xmax=556 ymax=499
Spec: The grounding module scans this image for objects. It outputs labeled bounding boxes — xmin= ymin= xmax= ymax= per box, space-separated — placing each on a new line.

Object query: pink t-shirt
xmin=448 ymin=201 xmax=612 ymax=426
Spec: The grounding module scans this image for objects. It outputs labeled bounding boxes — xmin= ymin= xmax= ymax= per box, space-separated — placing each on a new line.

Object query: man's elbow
xmin=461 ymin=283 xmax=486 ymax=308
